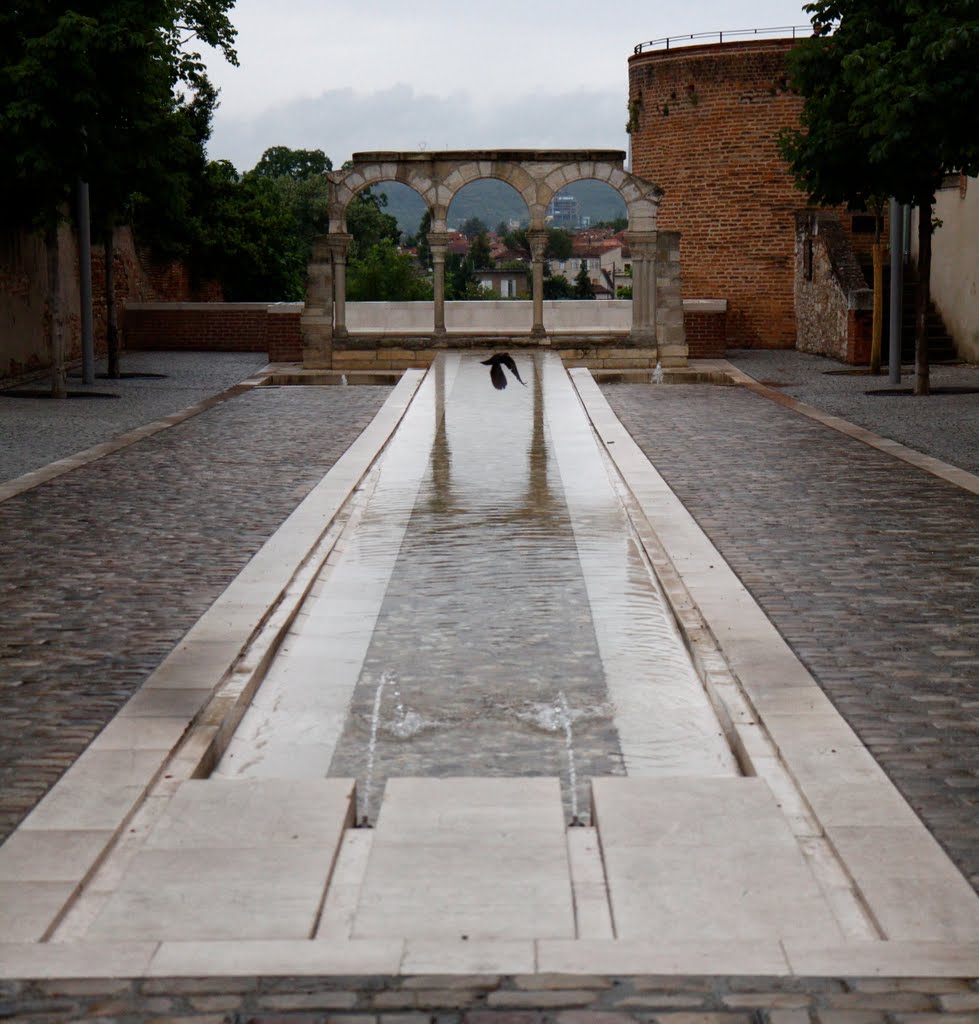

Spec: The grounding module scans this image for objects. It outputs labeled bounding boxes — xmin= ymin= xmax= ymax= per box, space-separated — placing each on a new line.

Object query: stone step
xmin=351 ymin=777 xmax=577 ymax=942
xmin=83 ymin=778 xmax=355 ymax=942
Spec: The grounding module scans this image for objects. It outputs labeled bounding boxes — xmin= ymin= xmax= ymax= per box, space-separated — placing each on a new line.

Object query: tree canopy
xmin=251 ymin=146 xmax=332 ymax=180
xmin=0 ymin=0 xmax=238 ymax=232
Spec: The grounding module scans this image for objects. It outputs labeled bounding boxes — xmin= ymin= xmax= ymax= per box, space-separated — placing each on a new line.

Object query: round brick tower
xmin=628 ymin=38 xmax=807 ymax=349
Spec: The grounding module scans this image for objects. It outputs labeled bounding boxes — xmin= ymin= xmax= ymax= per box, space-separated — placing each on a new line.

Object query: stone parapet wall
xmin=2 ymin=971 xmax=977 ymax=1022
xmin=123 ymin=300 xmax=724 ymax=365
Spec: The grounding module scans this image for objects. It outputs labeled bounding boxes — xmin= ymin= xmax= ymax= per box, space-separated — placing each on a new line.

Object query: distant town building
xmin=546 ymin=192 xmax=580 ymax=229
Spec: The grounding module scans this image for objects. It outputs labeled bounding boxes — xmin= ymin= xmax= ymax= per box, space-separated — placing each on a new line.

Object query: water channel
xmin=215 ymin=352 xmax=738 ymax=822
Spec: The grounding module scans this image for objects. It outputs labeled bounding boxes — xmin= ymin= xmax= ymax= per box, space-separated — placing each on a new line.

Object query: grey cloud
xmin=206 ymin=84 xmax=629 ymax=173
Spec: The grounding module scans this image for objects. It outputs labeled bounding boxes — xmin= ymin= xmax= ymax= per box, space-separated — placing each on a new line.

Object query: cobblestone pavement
xmin=603 ymin=381 xmax=979 ymax=892
xmin=0 ymin=351 xmax=270 ymax=483
xmin=0 ymin=381 xmax=393 ymax=842
xmin=727 ymin=348 xmax=979 ymax=474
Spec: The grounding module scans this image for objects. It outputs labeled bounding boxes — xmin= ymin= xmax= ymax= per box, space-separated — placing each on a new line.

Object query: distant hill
xmin=373 ymin=178 xmax=628 ymax=237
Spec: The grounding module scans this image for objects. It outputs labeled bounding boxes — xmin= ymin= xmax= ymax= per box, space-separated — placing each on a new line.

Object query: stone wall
xmin=2 ymin=971 xmax=977 ymax=1022
xmin=627 ymin=39 xmax=886 ymax=352
xmin=795 ymin=212 xmax=873 ymax=364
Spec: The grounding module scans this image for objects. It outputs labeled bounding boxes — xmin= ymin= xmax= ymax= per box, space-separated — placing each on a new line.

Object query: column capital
xmin=527 ymin=228 xmax=549 ymax=261
xmin=328 ymin=232 xmax=353 ymax=260
xmin=624 ymin=230 xmax=657 ymax=258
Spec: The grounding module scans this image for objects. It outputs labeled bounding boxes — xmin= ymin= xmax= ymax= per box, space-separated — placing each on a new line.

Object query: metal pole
xmin=76 ymin=179 xmax=95 ymax=384
xmin=888 ymin=197 xmax=903 ymax=384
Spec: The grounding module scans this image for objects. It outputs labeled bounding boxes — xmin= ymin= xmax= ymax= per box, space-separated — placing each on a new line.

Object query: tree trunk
xmin=45 ymin=225 xmax=67 ymax=399
xmin=914 ymin=202 xmax=932 ymax=396
xmin=104 ymin=226 xmax=121 ymax=378
xmin=870 ymin=240 xmax=883 ymax=374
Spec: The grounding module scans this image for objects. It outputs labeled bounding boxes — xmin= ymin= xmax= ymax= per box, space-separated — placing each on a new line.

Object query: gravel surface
xmin=727 ymin=349 xmax=979 ymax=474
xmin=0 ymin=351 xmax=269 ymax=483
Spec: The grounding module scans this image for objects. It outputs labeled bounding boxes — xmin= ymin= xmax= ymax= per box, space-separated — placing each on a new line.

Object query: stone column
xmin=527 ymin=228 xmax=548 ymax=340
xmin=428 ymin=231 xmax=452 ymax=337
xmin=328 ymin=232 xmax=353 ymax=340
xmin=301 ymin=235 xmax=334 ymax=368
xmin=625 ymin=231 xmax=658 ymax=351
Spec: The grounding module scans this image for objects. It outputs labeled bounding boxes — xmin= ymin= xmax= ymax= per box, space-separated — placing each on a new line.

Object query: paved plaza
xmin=0 ymin=349 xmax=978 ymax=1016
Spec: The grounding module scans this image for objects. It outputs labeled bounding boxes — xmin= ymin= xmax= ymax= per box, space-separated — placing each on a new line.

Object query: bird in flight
xmin=481 ymin=352 xmax=527 ymax=391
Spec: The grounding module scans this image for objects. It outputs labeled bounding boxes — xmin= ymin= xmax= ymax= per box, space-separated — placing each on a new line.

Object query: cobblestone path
xmin=603 ymin=382 xmax=979 ymax=892
xmin=0 ymin=385 xmax=392 ymax=842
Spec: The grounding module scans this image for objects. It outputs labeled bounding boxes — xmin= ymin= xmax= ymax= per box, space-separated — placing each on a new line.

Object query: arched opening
xmin=344 ymin=180 xmax=430 ymax=302
xmin=545 ymin=179 xmax=629 ymax=300
xmin=301 ymin=150 xmax=673 ymax=368
xmin=444 ymin=179 xmax=531 ymax=301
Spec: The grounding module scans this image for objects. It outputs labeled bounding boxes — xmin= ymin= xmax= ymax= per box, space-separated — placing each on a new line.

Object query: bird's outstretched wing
xmin=498 ymin=353 xmax=527 ymax=386
xmin=488 ymin=361 xmax=507 ymax=390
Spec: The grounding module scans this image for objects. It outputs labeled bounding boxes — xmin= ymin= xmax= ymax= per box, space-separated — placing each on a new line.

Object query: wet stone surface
xmin=329 ymin=357 xmax=625 ymax=822
xmin=0 ymin=384 xmax=393 ymax=843
xmin=603 ymin=381 xmax=979 ymax=892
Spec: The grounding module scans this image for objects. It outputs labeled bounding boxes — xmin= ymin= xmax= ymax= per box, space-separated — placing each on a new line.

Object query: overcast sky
xmin=202 ymin=1 xmax=812 ymax=172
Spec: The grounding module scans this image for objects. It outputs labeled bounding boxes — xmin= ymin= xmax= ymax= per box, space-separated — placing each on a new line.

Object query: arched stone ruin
xmin=301 ymin=150 xmax=686 ymax=369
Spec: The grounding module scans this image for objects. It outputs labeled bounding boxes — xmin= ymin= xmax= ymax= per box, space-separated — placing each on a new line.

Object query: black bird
xmin=481 ymin=352 xmax=527 ymax=391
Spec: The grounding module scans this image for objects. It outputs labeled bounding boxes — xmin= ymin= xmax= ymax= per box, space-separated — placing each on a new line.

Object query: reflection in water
xmin=220 ymin=351 xmax=737 ymax=823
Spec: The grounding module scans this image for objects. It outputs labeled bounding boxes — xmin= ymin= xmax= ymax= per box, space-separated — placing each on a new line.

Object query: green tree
xmin=348 ymin=188 xmax=400 ymax=261
xmin=574 ymin=261 xmax=595 ymax=299
xmin=502 ymin=227 xmax=573 ymax=261
xmin=0 ymin=0 xmax=237 ymax=391
xmin=459 ymin=216 xmax=488 ymax=239
xmin=241 ymin=146 xmax=332 ymax=289
xmin=346 ymin=239 xmax=432 ymax=301
xmin=189 ymin=160 xmax=305 ymax=300
xmin=415 ymin=210 xmax=432 ymax=268
xmin=542 ymin=263 xmax=575 ymax=299
xmin=780 ymin=1 xmax=979 ymax=394
xmin=467 ymin=231 xmax=493 ymax=271
xmin=252 ymin=146 xmax=331 ymax=180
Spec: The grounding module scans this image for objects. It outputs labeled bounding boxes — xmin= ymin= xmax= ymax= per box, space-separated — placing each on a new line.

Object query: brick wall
xmin=628 ymin=39 xmax=885 ymax=352
xmin=0 ymin=226 xmax=223 ymax=383
xmin=683 ymin=300 xmax=727 ymax=358
xmin=123 ymin=303 xmax=303 ymax=356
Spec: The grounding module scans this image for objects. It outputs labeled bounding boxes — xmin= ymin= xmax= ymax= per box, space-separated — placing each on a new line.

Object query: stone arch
xmin=301 ymin=149 xmax=673 ymax=366
xmin=329 ymin=166 xmax=437 ymax=233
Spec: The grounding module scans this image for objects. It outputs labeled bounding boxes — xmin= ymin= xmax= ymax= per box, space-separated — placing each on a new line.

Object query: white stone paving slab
xmin=353 ymin=778 xmax=575 ymax=941
xmin=592 ymin=777 xmax=842 ymax=945
xmin=147 ymin=938 xmax=405 ymax=976
xmin=0 ymin=941 xmax=159 ymax=979
xmin=0 ymin=882 xmax=77 ymax=942
xmin=401 ymin=939 xmax=536 ymax=974
xmin=537 ymin=938 xmax=791 ymax=975
xmin=84 ymin=779 xmax=354 ymax=942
